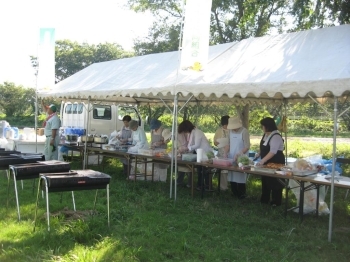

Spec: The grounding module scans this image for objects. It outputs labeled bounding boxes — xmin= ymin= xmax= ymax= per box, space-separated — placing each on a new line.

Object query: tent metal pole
xmin=328 ymin=97 xmax=338 ymax=242
xmin=171 ymin=94 xmax=179 ymax=200
xmin=283 ymin=101 xmax=287 ymax=162
xmin=83 ymin=96 xmax=91 ymax=170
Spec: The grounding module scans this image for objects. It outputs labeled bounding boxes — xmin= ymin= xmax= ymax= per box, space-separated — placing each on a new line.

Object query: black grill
xmin=0 ymin=150 xmax=21 ymax=156
xmin=10 ymin=161 xmax=70 ymax=180
xmin=0 ymin=154 xmax=44 ymax=169
xmin=41 ymin=170 xmax=111 ymax=192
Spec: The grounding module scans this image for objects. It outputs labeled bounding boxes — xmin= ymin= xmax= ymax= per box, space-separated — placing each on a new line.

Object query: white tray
xmin=292 ymin=170 xmax=318 ymax=177
xmin=251 ymin=166 xmax=276 ymax=174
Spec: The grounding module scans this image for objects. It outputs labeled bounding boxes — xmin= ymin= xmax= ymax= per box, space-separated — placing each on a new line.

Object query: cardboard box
xmin=37 ymin=128 xmax=44 ymax=136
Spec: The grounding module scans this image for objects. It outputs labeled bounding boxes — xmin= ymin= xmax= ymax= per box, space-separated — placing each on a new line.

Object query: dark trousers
xmin=230 ymin=182 xmax=246 ymax=199
xmin=123 ymin=164 xmax=129 ymax=177
xmin=177 ymin=172 xmax=192 ymax=186
xmin=197 ymin=166 xmax=209 ymax=187
xmin=260 ymin=177 xmax=283 ymax=206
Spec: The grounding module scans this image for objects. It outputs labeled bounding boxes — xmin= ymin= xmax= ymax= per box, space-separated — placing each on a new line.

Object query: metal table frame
xmin=33 ymin=171 xmax=110 ymax=232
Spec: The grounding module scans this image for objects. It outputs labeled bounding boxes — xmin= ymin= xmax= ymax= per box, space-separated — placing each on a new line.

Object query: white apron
xmin=227 ymin=130 xmax=247 ymax=183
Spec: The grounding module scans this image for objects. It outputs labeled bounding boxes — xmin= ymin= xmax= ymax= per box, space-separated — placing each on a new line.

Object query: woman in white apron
xmin=128 ymin=120 xmax=149 ymax=179
xmin=150 ymin=119 xmax=168 ymax=182
xmin=226 ymin=116 xmax=250 ymax=199
xmin=214 ymin=115 xmax=230 ymax=191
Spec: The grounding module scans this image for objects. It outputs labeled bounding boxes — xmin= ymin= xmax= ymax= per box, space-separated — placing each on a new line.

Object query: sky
xmin=0 ymin=0 xmax=154 ymax=88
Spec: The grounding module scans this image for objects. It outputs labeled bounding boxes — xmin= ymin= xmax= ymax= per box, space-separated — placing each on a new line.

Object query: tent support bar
xmin=308 ymin=94 xmax=332 ymax=118
xmin=328 ymin=97 xmax=338 ymax=242
xmin=159 ymin=97 xmax=173 ymax=114
xmin=338 ymin=105 xmax=350 ymax=118
xmin=83 ymin=96 xmax=91 ymax=170
xmin=179 ymin=95 xmax=194 ymax=113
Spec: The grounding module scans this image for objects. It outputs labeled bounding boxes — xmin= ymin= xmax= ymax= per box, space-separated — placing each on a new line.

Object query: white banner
xmin=37 ymin=28 xmax=55 ymax=91
xmin=180 ymin=0 xmax=212 ymax=73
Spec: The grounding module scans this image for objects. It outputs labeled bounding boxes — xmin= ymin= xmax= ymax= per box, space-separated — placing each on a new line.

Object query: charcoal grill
xmin=8 ymin=160 xmax=70 ymax=221
xmin=0 ymin=150 xmax=21 ymax=156
xmin=0 ymin=153 xmax=44 ymax=170
xmin=34 ymin=169 xmax=111 ymax=231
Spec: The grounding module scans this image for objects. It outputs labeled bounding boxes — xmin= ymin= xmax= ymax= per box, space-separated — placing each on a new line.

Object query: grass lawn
xmin=1 ymin=139 xmax=350 ymax=261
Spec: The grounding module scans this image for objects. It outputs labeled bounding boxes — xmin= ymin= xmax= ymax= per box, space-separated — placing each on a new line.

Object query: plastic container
xmin=5 ymin=127 xmax=14 ymax=139
xmin=23 ymin=127 xmax=35 ymax=140
xmin=12 ymin=127 xmax=19 ymax=139
xmin=181 ymin=153 xmax=197 ymax=162
xmin=213 ymin=158 xmax=233 ymax=166
xmin=0 ymin=120 xmax=9 ymax=139
xmin=138 ymin=148 xmax=166 ymax=156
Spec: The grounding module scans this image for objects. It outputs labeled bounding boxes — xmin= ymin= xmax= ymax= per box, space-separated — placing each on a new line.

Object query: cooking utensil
xmin=81 ymin=135 xmax=94 ymax=142
xmin=94 ymin=137 xmax=108 ymax=143
xmin=65 ymin=134 xmax=78 ymax=142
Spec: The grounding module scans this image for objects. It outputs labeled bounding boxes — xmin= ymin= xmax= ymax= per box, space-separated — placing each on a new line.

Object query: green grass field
xmin=1 ymin=140 xmax=350 ymax=261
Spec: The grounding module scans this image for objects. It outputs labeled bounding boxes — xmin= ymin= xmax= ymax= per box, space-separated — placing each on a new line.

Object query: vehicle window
xmin=118 ymin=106 xmax=140 ymax=122
xmin=77 ymin=104 xmax=84 ymax=114
xmin=93 ymin=105 xmax=112 ymax=120
xmin=65 ymin=104 xmax=72 ymax=114
xmin=72 ymin=104 xmax=78 ymax=114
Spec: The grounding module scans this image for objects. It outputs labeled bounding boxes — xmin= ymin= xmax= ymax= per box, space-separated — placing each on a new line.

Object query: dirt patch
xmin=45 ymin=207 xmax=96 ymax=221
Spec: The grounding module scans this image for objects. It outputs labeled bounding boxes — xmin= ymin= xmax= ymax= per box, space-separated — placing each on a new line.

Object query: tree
xmin=291 ymin=0 xmax=350 ymax=31
xmin=31 ymin=40 xmax=135 ymax=83
xmin=0 ymin=82 xmax=36 ymax=117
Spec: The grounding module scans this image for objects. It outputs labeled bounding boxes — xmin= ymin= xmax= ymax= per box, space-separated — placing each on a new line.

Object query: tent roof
xmin=40 ymin=25 xmax=350 ymax=105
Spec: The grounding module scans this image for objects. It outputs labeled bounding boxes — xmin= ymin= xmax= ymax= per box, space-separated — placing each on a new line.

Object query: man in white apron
xmin=226 ymin=116 xmax=250 ymax=199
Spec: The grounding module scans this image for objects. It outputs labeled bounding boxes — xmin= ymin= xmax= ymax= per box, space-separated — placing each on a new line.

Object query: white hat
xmin=227 ymin=116 xmax=242 ymax=130
xmin=162 ymin=129 xmax=172 ymax=141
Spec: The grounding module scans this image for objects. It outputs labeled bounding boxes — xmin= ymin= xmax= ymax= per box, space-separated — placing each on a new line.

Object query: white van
xmin=60 ymin=102 xmax=143 ymax=136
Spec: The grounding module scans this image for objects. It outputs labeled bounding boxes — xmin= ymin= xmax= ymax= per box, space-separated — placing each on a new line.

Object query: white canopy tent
xmin=40 ymin=25 xmax=350 ymax=104
xmin=39 ymin=25 xmax=350 ymax=242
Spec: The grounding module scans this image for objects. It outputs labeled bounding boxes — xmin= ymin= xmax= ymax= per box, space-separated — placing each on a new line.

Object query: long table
xmin=83 ymin=147 xmax=350 ymax=220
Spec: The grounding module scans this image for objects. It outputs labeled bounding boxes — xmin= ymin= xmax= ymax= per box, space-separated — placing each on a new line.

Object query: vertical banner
xmin=180 ymin=0 xmax=212 ymax=73
xmin=37 ymin=28 xmax=55 ymax=91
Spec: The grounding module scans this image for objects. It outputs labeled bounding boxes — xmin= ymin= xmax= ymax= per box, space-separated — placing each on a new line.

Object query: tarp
xmin=39 ymin=25 xmax=350 ymax=104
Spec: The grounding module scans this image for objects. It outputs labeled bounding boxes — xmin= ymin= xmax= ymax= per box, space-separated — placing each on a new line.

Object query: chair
xmin=336 ymin=157 xmax=350 ymax=199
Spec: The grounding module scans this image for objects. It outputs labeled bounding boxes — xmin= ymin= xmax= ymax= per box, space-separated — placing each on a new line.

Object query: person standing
xmin=178 ymin=120 xmax=212 ymax=191
xmin=226 ymin=116 xmax=250 ymax=199
xmin=114 ymin=115 xmax=132 ymax=177
xmin=256 ymin=117 xmax=285 ymax=206
xmin=214 ymin=115 xmax=230 ymax=191
xmin=150 ymin=119 xmax=169 ymax=182
xmin=128 ymin=120 xmax=149 ymax=179
xmin=41 ymin=100 xmax=61 ymax=161
xmin=176 ymin=131 xmax=192 ymax=188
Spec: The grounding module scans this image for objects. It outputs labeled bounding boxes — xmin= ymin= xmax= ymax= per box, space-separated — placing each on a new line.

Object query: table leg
xmin=218 ymin=169 xmax=221 ymax=194
xmin=299 ymin=181 xmax=305 ymax=222
xmin=316 ymin=185 xmax=320 ymax=217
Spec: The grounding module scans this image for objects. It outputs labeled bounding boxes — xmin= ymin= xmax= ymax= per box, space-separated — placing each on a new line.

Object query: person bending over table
xmin=175 ymin=129 xmax=192 ymax=188
xmin=115 ymin=115 xmax=132 ymax=177
xmin=256 ymin=117 xmax=285 ymax=206
xmin=127 ymin=120 xmax=149 ymax=179
xmin=178 ymin=120 xmax=212 ymax=191
xmin=225 ymin=116 xmax=250 ymax=199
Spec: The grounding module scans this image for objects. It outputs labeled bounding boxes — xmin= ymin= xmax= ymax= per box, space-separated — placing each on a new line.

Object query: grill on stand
xmin=8 ymin=160 xmax=70 ymax=221
xmin=34 ymin=169 xmax=111 ymax=231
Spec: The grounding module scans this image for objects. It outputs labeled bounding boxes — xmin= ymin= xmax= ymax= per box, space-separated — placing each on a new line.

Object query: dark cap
xmin=45 ymin=104 xmax=57 ymax=112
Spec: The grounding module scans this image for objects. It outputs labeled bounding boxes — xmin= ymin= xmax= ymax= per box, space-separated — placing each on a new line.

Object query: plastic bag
xmin=289 ymin=179 xmax=330 ymax=215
